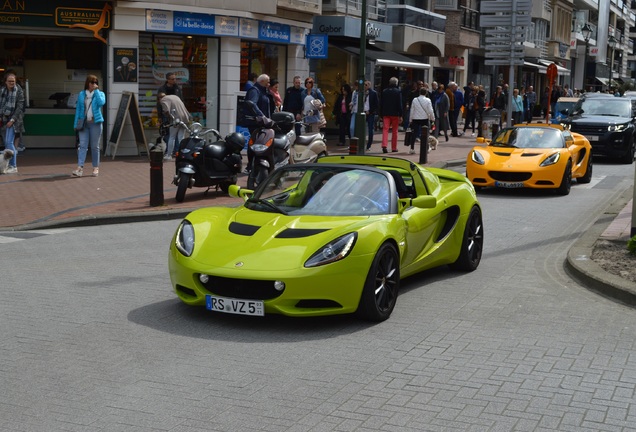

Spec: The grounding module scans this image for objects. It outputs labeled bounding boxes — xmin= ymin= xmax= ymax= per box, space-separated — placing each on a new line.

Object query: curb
xmin=565 ymin=187 xmax=636 ymax=306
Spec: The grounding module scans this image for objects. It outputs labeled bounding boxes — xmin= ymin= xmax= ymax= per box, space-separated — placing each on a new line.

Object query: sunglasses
xmin=306 ymin=81 xmax=314 ymax=85
xmin=90 ymin=81 xmax=99 ymax=84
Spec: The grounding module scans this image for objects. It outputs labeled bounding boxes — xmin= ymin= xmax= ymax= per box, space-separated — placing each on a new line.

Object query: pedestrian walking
xmin=380 ymin=77 xmax=403 ymax=153
xmin=0 ymin=72 xmax=25 ymax=174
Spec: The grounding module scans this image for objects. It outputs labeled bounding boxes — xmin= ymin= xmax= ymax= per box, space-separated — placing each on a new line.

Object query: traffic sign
xmin=480 ymin=14 xmax=531 ymax=27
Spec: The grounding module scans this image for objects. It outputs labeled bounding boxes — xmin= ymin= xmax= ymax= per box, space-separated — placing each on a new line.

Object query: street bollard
xmin=419 ymin=126 xmax=429 ymax=165
xmin=149 ymin=149 xmax=164 ymax=207
xmin=349 ymin=137 xmax=358 ymax=155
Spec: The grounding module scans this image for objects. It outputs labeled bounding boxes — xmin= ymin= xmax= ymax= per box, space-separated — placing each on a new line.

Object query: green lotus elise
xmin=169 ymin=155 xmax=483 ymax=321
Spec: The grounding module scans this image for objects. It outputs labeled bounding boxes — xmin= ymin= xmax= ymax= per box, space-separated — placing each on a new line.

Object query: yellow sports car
xmin=466 ymin=124 xmax=593 ymax=195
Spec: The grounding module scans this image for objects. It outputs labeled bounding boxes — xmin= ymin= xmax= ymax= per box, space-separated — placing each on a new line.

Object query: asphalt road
xmin=1 ymin=162 xmax=635 ymax=431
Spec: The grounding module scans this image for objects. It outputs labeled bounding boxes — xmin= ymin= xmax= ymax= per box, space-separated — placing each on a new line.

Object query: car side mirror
xmin=229 ymin=185 xmax=253 ymax=200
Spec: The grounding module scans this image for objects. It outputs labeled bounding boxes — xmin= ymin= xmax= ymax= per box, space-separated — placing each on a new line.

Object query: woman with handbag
xmin=0 ymin=72 xmax=25 ymax=174
xmin=332 ymin=83 xmax=352 ymax=146
xmin=72 ymin=74 xmax=105 ymax=177
xmin=301 ymin=77 xmax=326 ymax=133
xmin=408 ymin=88 xmax=435 ymax=154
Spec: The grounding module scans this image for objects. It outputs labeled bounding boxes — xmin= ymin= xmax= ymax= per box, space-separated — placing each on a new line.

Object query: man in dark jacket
xmin=283 ymin=75 xmax=304 ymax=135
xmin=242 ymin=74 xmax=272 ymax=131
xmin=380 ymin=77 xmax=403 ymax=153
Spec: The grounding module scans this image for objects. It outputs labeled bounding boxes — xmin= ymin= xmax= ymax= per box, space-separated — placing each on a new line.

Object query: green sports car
xmin=169 ymin=155 xmax=483 ymax=321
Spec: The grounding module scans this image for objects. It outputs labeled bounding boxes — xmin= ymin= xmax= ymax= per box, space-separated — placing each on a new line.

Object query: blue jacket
xmin=74 ymin=89 xmax=106 ymax=129
xmin=242 ymin=82 xmax=272 ymax=127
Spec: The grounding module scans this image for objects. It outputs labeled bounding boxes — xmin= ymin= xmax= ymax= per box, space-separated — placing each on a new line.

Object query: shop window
xmin=139 ymin=33 xmax=208 ymax=129
xmin=240 ymin=42 xmax=286 ymax=91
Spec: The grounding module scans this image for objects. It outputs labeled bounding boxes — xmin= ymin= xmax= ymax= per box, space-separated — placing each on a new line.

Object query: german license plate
xmin=205 ymin=295 xmax=264 ymax=316
xmin=588 ymin=136 xmax=599 ymax=141
xmin=494 ymin=181 xmax=524 ymax=188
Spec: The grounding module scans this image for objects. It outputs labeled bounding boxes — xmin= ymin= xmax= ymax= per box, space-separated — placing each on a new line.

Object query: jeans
xmin=410 ymin=119 xmax=429 ymax=149
xmin=4 ymin=125 xmax=16 ymax=167
xmin=77 ymin=121 xmax=103 ymax=168
xmin=167 ymin=125 xmax=184 ymax=156
xmin=349 ymin=113 xmax=375 ymax=148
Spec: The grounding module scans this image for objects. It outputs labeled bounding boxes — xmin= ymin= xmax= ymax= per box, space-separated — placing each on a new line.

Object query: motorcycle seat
xmin=205 ymin=143 xmax=228 ymax=159
xmin=295 ymin=134 xmax=321 ymax=145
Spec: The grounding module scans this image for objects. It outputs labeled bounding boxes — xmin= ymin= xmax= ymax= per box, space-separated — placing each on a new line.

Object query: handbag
xmin=75 ymin=118 xmax=86 ymax=132
xmin=404 ymin=128 xmax=414 ymax=147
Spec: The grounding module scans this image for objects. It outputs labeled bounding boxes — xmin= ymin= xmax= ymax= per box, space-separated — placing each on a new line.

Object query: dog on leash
xmin=428 ymin=135 xmax=439 ymax=151
xmin=0 ymin=149 xmax=14 ymax=174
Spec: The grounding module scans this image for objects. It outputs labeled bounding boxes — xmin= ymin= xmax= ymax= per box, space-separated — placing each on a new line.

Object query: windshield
xmin=245 ymin=165 xmax=397 ymax=216
xmin=577 ymin=98 xmax=632 ymax=117
xmin=491 ymin=127 xmax=565 ymax=149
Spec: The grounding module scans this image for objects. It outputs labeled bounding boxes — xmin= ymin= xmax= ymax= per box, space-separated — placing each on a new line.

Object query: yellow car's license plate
xmin=494 ymin=181 xmax=524 ymax=188
xmin=205 ymin=295 xmax=264 ymax=316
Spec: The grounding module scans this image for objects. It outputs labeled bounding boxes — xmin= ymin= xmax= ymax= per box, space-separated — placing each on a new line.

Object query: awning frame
xmin=538 ymin=59 xmax=571 ymax=76
xmin=339 ymin=45 xmax=430 ymax=70
xmin=523 ymin=61 xmax=547 ymax=74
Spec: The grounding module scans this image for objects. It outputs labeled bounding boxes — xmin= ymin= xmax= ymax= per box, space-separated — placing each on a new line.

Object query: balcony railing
xmin=321 ymin=0 xmax=386 ymax=21
xmin=460 ymin=6 xmax=479 ymax=31
xmin=385 ymin=5 xmax=446 ymax=32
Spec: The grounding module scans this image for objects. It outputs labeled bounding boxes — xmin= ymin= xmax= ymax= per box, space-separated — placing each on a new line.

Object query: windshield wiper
xmin=247 ymin=198 xmax=288 ymax=215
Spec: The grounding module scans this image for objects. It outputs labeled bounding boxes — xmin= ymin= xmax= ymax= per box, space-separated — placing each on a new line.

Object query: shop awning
xmin=340 ymin=46 xmax=430 ymax=70
xmin=595 ymin=77 xmax=610 ymax=86
xmin=538 ymin=59 xmax=571 ymax=76
xmin=523 ymin=61 xmax=547 ymax=73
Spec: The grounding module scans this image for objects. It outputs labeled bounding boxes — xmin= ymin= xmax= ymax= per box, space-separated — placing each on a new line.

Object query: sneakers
xmin=17 ymin=144 xmax=25 ymax=152
xmin=72 ymin=168 xmax=83 ymax=177
xmin=471 ymin=132 xmax=475 ymax=137
xmin=5 ymin=166 xmax=17 ymax=174
xmin=163 ymin=155 xmax=173 ymax=161
xmin=408 ymin=149 xmax=415 ymax=155
xmin=92 ymin=168 xmax=99 ymax=177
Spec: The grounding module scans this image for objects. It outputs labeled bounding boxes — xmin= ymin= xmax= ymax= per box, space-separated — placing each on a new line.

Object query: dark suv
xmin=562 ymin=94 xmax=635 ymax=164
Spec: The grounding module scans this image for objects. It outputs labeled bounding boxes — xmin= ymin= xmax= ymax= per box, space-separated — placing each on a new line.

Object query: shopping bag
xmin=404 ymin=128 xmax=414 ymax=147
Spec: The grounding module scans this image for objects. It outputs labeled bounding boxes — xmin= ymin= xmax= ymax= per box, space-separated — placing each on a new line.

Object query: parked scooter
xmin=290 ymin=124 xmax=327 ymax=164
xmin=172 ymin=120 xmax=244 ymax=202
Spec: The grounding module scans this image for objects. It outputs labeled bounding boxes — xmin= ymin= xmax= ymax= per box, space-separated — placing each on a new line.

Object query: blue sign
xmin=306 ymin=34 xmax=328 ymax=59
xmin=174 ymin=12 xmax=215 ymax=35
xmin=259 ymin=21 xmax=290 ymax=43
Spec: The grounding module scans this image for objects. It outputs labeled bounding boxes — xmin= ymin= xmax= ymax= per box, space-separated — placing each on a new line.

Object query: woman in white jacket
xmin=408 ymin=88 xmax=436 ymax=154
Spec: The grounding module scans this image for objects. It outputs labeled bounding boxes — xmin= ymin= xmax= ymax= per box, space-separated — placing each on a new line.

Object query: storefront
xmin=0 ymin=0 xmax=112 ymax=149
xmin=311 ymin=16 xmax=429 ymax=128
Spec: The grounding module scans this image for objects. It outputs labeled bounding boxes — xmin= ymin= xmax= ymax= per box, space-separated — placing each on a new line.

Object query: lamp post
xmin=581 ymin=23 xmax=592 ymax=92
xmin=608 ymin=35 xmax=617 ymax=91
xmin=354 ymin=0 xmax=368 ymax=155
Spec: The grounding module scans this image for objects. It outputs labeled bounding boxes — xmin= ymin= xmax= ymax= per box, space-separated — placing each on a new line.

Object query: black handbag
xmin=75 ymin=118 xmax=86 ymax=132
xmin=404 ymin=128 xmax=415 ymax=147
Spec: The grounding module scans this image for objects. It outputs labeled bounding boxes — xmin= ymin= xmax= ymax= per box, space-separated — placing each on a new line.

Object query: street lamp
xmin=581 ymin=23 xmax=592 ymax=91
xmin=608 ymin=35 xmax=618 ymax=90
xmin=354 ymin=0 xmax=368 ymax=155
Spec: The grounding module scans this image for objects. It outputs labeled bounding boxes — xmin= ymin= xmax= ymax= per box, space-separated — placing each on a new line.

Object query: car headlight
xmin=560 ymin=123 xmax=571 ymax=130
xmin=540 ymin=152 xmax=561 ymax=167
xmin=608 ymin=123 xmax=628 ymax=132
xmin=471 ymin=150 xmax=485 ymax=165
xmin=175 ymin=220 xmax=195 ymax=256
xmin=304 ymin=232 xmax=357 ymax=268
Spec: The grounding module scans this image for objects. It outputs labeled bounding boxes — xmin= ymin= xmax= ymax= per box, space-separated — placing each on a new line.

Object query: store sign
xmin=145 ymin=10 xmax=303 ymax=45
xmin=312 ymin=16 xmax=392 ymax=43
xmin=215 ymin=16 xmax=238 ymax=36
xmin=0 ymin=0 xmax=112 ymax=29
xmin=306 ymin=34 xmax=328 ymax=59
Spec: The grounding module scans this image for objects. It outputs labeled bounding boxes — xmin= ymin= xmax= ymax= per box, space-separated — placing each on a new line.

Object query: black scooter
xmin=246 ymin=111 xmax=294 ymax=189
xmin=172 ymin=120 xmax=245 ymax=202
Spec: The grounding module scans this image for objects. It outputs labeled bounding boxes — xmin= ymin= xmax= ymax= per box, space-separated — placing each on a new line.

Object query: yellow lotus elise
xmin=466 ymin=124 xmax=593 ymax=195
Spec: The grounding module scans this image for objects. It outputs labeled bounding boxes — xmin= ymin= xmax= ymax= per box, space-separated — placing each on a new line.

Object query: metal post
xmin=419 ymin=126 xmax=429 ymax=165
xmin=149 ymin=148 xmax=164 ymax=206
xmin=355 ymin=0 xmax=367 ymax=155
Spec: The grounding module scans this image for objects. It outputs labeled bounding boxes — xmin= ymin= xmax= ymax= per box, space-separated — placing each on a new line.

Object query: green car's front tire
xmin=450 ymin=205 xmax=483 ymax=272
xmin=357 ymin=243 xmax=400 ymax=322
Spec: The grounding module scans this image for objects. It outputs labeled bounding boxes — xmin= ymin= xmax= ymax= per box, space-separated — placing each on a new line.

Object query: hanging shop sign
xmin=0 ymin=0 xmax=112 ymax=30
xmin=146 ymin=10 xmax=306 ymax=45
xmin=306 ymin=34 xmax=328 ymax=59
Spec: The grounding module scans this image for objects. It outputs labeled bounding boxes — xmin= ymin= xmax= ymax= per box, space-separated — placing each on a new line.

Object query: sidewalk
xmin=0 ymin=130 xmax=473 ymax=230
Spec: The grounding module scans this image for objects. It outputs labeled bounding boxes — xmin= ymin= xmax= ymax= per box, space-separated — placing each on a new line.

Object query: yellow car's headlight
xmin=471 ymin=150 xmax=485 ymax=165
xmin=540 ymin=152 xmax=561 ymax=167
xmin=305 ymin=232 xmax=357 ymax=268
xmin=175 ymin=220 xmax=195 ymax=256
